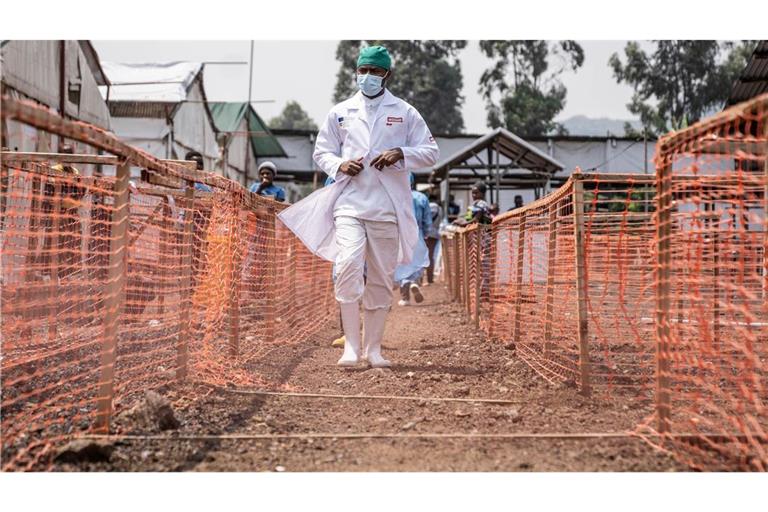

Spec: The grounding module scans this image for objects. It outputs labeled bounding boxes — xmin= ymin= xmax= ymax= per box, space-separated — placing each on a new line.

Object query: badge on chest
xmin=386 ymin=116 xmax=403 ymax=127
xmin=337 ymin=114 xmax=359 ymax=129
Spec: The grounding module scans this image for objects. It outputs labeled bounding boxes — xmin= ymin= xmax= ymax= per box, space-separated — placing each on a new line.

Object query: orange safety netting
xmin=444 ymin=173 xmax=657 ymax=397
xmin=1 ymin=97 xmax=335 ymax=470
xmin=444 ymin=94 xmax=768 ymax=471
xmin=636 ymin=94 xmax=768 ymax=471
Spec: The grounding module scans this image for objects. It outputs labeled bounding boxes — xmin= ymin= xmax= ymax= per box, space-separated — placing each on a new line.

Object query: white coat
xmin=277 ymin=89 xmax=439 ymax=265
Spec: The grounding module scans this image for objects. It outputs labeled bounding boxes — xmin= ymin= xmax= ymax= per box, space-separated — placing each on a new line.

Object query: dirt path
xmin=55 ymin=285 xmax=685 ymax=472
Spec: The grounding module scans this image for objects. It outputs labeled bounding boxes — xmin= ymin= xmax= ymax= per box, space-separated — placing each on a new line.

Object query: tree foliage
xmin=333 ymin=40 xmax=467 ymax=134
xmin=478 ymin=40 xmax=584 ymax=135
xmin=268 ymin=100 xmax=318 ymax=131
xmin=609 ymin=40 xmax=757 ymax=136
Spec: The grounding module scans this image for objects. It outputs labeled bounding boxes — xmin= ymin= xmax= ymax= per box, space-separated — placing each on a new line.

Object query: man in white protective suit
xmin=277 ymin=45 xmax=439 ymax=368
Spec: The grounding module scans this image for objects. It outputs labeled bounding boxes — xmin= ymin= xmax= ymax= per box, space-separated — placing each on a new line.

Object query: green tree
xmin=609 ymin=40 xmax=757 ymax=136
xmin=478 ymin=40 xmax=584 ymax=135
xmin=268 ymin=100 xmax=318 ymax=131
xmin=332 ymin=40 xmax=467 ymax=134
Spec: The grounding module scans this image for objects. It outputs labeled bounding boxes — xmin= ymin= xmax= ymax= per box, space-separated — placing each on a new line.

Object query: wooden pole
xmin=228 ymin=201 xmax=243 ymax=357
xmin=763 ymin=133 xmax=768 ymax=304
xmin=543 ymin=200 xmax=559 ymax=355
xmin=463 ymin=232 xmax=471 ymax=315
xmin=264 ymin=209 xmax=277 ymax=343
xmin=157 ymin=197 xmax=171 ymax=316
xmin=487 ymin=226 xmax=498 ymax=340
xmin=512 ymin=214 xmax=527 ymax=344
xmin=573 ymin=179 xmax=592 ymax=396
xmin=655 ymin=162 xmax=673 ymax=433
xmin=452 ymin=236 xmax=460 ymax=302
xmin=712 ymin=227 xmax=721 ymax=348
xmin=176 ymin=184 xmax=195 ymax=381
xmin=441 ymin=235 xmax=451 ymax=294
xmin=289 ymin=235 xmax=298 ymax=328
xmin=47 ymin=182 xmax=61 ymax=341
xmin=474 ymin=228 xmax=483 ymax=328
xmin=94 ymin=160 xmax=131 ymax=434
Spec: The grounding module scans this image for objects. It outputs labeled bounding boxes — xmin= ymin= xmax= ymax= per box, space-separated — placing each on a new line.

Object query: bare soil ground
xmin=52 ymin=285 xmax=686 ymax=472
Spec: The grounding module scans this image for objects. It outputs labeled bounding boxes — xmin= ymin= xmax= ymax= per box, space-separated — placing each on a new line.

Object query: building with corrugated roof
xmin=1 ymin=40 xmax=111 ymax=155
xmin=208 ymin=101 xmax=286 ymax=187
xmin=100 ymin=61 xmax=221 ymax=170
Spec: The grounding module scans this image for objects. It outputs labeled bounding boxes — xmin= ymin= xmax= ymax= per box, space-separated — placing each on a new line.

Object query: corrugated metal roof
xmin=727 ymin=41 xmax=768 ymax=106
xmin=108 ymin=101 xmax=174 ymax=118
xmin=431 ymin=127 xmax=565 ymax=181
xmin=101 ymin=62 xmax=202 ymax=103
xmin=208 ymin=101 xmax=287 ymax=158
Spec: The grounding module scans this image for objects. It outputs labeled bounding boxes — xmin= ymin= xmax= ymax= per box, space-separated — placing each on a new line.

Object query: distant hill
xmin=559 ymin=115 xmax=644 ymax=137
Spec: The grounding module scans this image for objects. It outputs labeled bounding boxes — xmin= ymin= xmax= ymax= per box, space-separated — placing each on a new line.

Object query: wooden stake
xmin=474 ymin=229 xmax=483 ymax=328
xmin=288 ymin=235 xmax=298 ymax=328
xmin=655 ymin=163 xmax=673 ymax=433
xmin=47 ymin=182 xmax=61 ymax=341
xmin=264 ymin=210 xmax=277 ymax=343
xmin=176 ymin=184 xmax=195 ymax=381
xmin=452 ymin=236 xmax=460 ymax=302
xmin=441 ymin=235 xmax=451 ymax=296
xmin=543 ymin=201 xmax=558 ymax=355
xmin=573 ymin=179 xmax=591 ymax=396
xmin=512 ymin=214 xmax=527 ymax=344
xmin=94 ymin=160 xmax=131 ymax=434
xmin=228 ymin=200 xmax=243 ymax=357
xmin=157 ymin=198 xmax=171 ymax=315
xmin=487 ymin=227 xmax=498 ymax=340
xmin=463 ymin=232 xmax=471 ymax=315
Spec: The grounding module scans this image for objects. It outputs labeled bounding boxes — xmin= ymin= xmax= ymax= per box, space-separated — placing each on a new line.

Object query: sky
xmin=93 ymin=40 xmax=651 ymax=134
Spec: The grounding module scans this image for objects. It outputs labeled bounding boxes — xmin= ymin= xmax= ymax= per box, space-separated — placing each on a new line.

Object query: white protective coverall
xmin=277 ymin=89 xmax=439 ymax=366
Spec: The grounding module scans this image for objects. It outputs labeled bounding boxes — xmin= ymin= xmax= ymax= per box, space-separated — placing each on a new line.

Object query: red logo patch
xmin=387 ymin=116 xmax=403 ymax=123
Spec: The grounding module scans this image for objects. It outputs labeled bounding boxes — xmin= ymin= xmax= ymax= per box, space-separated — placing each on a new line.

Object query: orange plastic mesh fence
xmin=635 ymin=94 xmax=768 ymax=471
xmin=445 ymin=94 xmax=768 ymax=471
xmin=0 ymin=97 xmax=334 ymax=470
xmin=449 ymin=173 xmax=657 ymax=397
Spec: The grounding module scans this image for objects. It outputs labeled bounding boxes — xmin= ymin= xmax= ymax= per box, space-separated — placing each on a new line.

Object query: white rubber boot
xmin=362 ymin=308 xmax=391 ymax=368
xmin=337 ymin=302 xmax=362 ymax=367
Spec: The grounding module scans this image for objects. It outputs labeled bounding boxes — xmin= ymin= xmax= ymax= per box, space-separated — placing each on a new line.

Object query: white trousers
xmin=334 ymin=216 xmax=398 ymax=310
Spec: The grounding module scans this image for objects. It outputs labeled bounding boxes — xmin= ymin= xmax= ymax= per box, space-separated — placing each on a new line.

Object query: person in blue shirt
xmin=249 ymin=161 xmax=286 ymax=202
xmin=396 ymin=174 xmax=431 ymax=306
xmin=183 ymin=150 xmax=213 ymax=192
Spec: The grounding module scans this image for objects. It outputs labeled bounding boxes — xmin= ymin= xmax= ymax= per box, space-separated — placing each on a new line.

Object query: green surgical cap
xmin=357 ymin=45 xmax=392 ymax=71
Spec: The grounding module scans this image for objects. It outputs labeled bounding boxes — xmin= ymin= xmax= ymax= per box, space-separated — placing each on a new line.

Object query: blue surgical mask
xmin=357 ymin=73 xmax=384 ymax=97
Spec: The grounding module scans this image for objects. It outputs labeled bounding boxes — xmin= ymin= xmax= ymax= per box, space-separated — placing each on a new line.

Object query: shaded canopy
xmin=208 ymin=102 xmax=286 ymax=158
xmin=429 ymin=127 xmax=564 ymax=200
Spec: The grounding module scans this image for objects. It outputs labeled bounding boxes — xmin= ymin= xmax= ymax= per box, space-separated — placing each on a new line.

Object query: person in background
xmin=249 ymin=161 xmax=285 ymax=202
xmin=453 ymin=181 xmax=492 ymax=227
xmin=424 ymin=189 xmax=443 ymax=285
xmin=514 ymin=194 xmax=524 ymax=210
xmin=395 ymin=174 xmax=431 ymax=306
xmin=447 ymin=194 xmax=461 ymax=221
xmin=48 ymin=143 xmax=86 ymax=278
xmin=184 ymin=150 xmax=213 ymax=192
xmin=489 ymin=203 xmax=500 ymax=219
